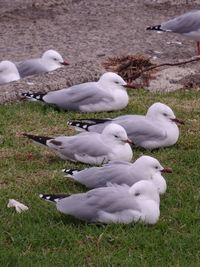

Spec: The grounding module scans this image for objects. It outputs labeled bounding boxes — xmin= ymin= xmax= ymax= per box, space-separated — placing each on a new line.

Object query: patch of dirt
xmin=180 ymin=74 xmax=200 ymax=90
xmin=147 ymin=67 xmax=196 ymax=92
xmin=1 ymin=0 xmax=200 ymax=103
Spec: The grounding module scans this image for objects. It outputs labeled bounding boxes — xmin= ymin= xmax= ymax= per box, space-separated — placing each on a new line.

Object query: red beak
xmin=124 ymin=138 xmax=133 ymax=144
xmin=123 ymin=83 xmax=137 ymax=89
xmin=171 ymin=118 xmax=184 ymax=125
xmin=60 ymin=61 xmax=69 ymax=66
xmin=161 ymin=167 xmax=172 ymax=173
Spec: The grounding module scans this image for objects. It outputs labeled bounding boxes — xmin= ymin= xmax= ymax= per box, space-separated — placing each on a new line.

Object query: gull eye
xmin=163 ymin=113 xmax=167 ymax=116
xmin=155 ymin=166 xmax=159 ymax=169
xmin=135 ymin=192 xmax=140 ymax=197
xmin=114 ymin=135 xmax=118 ymax=138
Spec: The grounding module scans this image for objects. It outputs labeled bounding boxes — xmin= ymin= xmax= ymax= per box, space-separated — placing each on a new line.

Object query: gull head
xmin=146 ymin=102 xmax=184 ymax=125
xmin=42 ymin=49 xmax=69 ymax=71
xmin=0 ymin=60 xmax=20 ymax=84
xmin=129 ymin=180 xmax=160 ymax=204
xmin=99 ymin=72 xmax=127 ymax=88
xmin=102 ymin=123 xmax=132 ymax=144
xmin=133 ymin=155 xmax=168 ymax=194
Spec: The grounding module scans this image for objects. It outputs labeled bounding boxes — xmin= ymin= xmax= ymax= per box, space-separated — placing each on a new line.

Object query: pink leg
xmin=197 ymin=41 xmax=200 ymax=55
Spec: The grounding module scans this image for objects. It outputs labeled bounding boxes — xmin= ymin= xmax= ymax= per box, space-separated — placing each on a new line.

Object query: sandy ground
xmin=0 ymin=0 xmax=200 ymax=103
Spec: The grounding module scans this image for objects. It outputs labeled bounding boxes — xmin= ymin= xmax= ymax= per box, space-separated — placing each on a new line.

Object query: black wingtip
xmin=39 ymin=194 xmax=70 ymax=203
xmin=67 ymin=121 xmax=91 ymax=131
xmin=146 ymin=25 xmax=163 ymax=31
xmin=23 ymin=133 xmax=52 ymax=146
xmin=67 ymin=118 xmax=112 ymax=131
xmin=62 ymin=168 xmax=80 ymax=175
xmin=21 ymin=92 xmax=46 ymax=101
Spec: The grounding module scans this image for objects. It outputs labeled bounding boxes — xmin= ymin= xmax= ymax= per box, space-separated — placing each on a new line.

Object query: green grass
xmin=1 ymin=89 xmax=200 ymax=266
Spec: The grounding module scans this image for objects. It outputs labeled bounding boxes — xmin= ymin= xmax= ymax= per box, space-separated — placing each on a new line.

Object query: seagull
xmin=15 ymin=49 xmax=69 ymax=78
xmin=67 ymin=102 xmax=184 ymax=149
xmin=0 ymin=60 xmax=20 ymax=85
xmin=22 ymin=123 xmax=133 ymax=165
xmin=21 ymin=72 xmax=135 ymax=112
xmin=39 ymin=180 xmax=160 ymax=224
xmin=146 ymin=10 xmax=200 ymax=55
xmin=63 ymin=155 xmax=171 ymax=194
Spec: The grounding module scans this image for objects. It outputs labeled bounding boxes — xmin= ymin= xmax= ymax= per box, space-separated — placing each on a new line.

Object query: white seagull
xmin=22 ymin=123 xmax=133 ymax=165
xmin=21 ymin=72 xmax=135 ymax=112
xmin=0 ymin=60 xmax=20 ymax=85
xmin=63 ymin=155 xmax=171 ymax=194
xmin=67 ymin=102 xmax=184 ymax=149
xmin=146 ymin=10 xmax=200 ymax=55
xmin=15 ymin=49 xmax=69 ymax=78
xmin=39 ymin=180 xmax=160 ymax=224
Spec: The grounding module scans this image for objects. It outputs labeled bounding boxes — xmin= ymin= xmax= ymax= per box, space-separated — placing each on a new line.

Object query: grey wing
xmin=162 ymin=10 xmax=200 ymax=34
xmin=56 ymin=192 xmax=99 ymax=221
xmin=72 ymin=133 xmax=111 ymax=155
xmin=113 ymin=114 xmax=143 ymax=124
xmin=87 ymin=115 xmax=166 ymax=146
xmin=74 ymin=161 xmax=134 ymax=188
xmin=46 ymin=135 xmax=78 ymax=161
xmin=57 ymin=186 xmax=140 ymax=221
xmin=43 ymin=82 xmax=113 ymax=110
xmin=88 ymin=122 xmax=110 ymax=133
xmin=87 ymin=186 xmax=140 ymax=214
xmin=87 ymin=115 xmax=143 ymax=133
xmin=47 ymin=133 xmax=111 ymax=162
xmin=114 ymin=117 xmax=166 ymax=146
xmin=15 ymin=59 xmax=46 ymax=78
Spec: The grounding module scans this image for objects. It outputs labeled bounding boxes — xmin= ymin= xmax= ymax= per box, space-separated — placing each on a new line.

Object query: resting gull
xmin=67 ymin=102 xmax=184 ymax=149
xmin=39 ymin=180 xmax=160 ymax=224
xmin=63 ymin=155 xmax=171 ymax=194
xmin=22 ymin=123 xmax=133 ymax=165
xmin=15 ymin=49 xmax=69 ymax=78
xmin=21 ymin=72 xmax=135 ymax=112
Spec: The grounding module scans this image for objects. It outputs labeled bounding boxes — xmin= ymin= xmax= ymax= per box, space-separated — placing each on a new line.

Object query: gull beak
xmin=124 ymin=138 xmax=133 ymax=144
xmin=123 ymin=83 xmax=137 ymax=89
xmin=171 ymin=118 xmax=185 ymax=125
xmin=161 ymin=167 xmax=172 ymax=173
xmin=60 ymin=61 xmax=70 ymax=66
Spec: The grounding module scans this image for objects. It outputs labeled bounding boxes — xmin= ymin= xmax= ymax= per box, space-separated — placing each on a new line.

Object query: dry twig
xmin=137 ymin=56 xmax=200 ymax=78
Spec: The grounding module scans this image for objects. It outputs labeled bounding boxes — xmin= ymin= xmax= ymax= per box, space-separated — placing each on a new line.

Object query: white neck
xmin=107 ymin=140 xmax=133 ymax=162
xmin=41 ymin=58 xmax=61 ymax=71
xmin=1 ymin=73 xmax=20 ymax=84
xmin=139 ymin=200 xmax=160 ymax=224
xmin=148 ymin=116 xmax=179 ymax=146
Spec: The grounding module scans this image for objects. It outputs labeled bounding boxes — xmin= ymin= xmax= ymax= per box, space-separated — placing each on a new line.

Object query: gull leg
xmin=197 ymin=41 xmax=200 ymax=55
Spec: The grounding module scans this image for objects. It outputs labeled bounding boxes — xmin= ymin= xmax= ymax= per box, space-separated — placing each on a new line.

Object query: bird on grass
xmin=39 ymin=180 xmax=160 ymax=224
xmin=147 ymin=10 xmax=200 ymax=55
xmin=21 ymin=72 xmax=135 ymax=112
xmin=22 ymin=123 xmax=133 ymax=165
xmin=67 ymin=102 xmax=184 ymax=150
xmin=62 ymin=155 xmax=171 ymax=194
